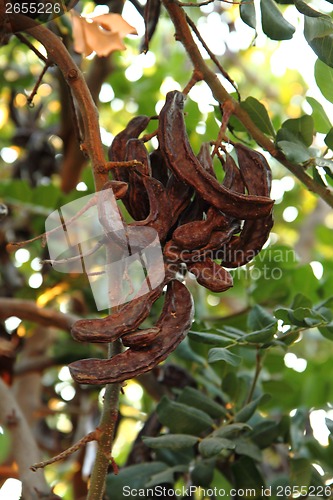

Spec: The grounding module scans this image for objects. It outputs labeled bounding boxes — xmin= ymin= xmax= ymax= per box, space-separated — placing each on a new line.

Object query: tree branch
xmin=9 ymin=16 xmax=108 ymax=192
xmin=162 ymin=0 xmax=333 ymax=208
xmin=0 ymin=378 xmax=58 ymax=499
xmin=0 ymin=298 xmax=78 ymax=331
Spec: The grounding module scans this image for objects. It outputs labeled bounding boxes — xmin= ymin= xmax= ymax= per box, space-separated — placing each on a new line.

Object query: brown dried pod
xmin=130 ymin=176 xmax=171 ymax=242
xmin=166 ymin=173 xmax=193 ymax=228
xmin=124 ymin=138 xmax=151 ymax=220
xmin=141 ymin=0 xmax=162 ymax=53
xmin=221 ymin=143 xmax=274 ymax=267
xmin=187 ymin=258 xmax=233 ymax=293
xmin=150 ymin=148 xmax=169 ymax=186
xmin=178 ymin=142 xmax=216 ymax=226
xmin=172 ymin=152 xmax=243 ymax=250
xmin=69 ymin=280 xmax=194 ymax=384
xmin=71 ymin=272 xmax=168 ymax=343
xmin=108 ymin=115 xmax=151 ymax=183
xmin=158 ymin=91 xmax=273 ymax=219
xmin=121 ymin=327 xmax=160 ymax=349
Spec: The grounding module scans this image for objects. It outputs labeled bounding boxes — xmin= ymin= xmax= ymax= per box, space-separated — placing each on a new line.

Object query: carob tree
xmin=2 ymin=0 xmax=333 ymax=497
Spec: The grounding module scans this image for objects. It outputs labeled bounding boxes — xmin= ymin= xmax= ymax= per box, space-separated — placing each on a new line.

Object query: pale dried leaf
xmin=71 ymin=12 xmax=89 ymax=55
xmin=83 ymin=20 xmax=125 ymax=56
xmin=71 ymin=11 xmax=137 ymax=57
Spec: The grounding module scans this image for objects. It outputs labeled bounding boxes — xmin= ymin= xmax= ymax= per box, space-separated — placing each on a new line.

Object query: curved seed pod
xmin=108 ymin=115 xmax=151 ymax=183
xmin=71 ymin=275 xmax=168 ymax=343
xmin=150 ymin=148 xmax=169 ymax=186
xmin=221 ymin=151 xmax=245 ymax=194
xmin=131 ymin=175 xmax=172 ymax=242
xmin=122 ymin=327 xmax=160 ymax=349
xmin=124 ymin=138 xmax=151 ymax=220
xmin=173 ymin=153 xmax=242 ymax=250
xmin=187 ymin=258 xmax=233 ymax=293
xmin=102 ymin=180 xmax=128 ymax=199
xmin=197 ymin=142 xmax=216 ymax=178
xmin=173 ymin=208 xmax=230 ymax=250
xmin=141 ymin=0 xmax=162 ymax=53
xmin=221 ymin=143 xmax=274 ymax=267
xmin=69 ymin=280 xmax=194 ymax=384
xmin=178 ymin=142 xmax=216 ymax=225
xmin=166 ymin=174 xmax=193 ymax=228
xmin=164 ymin=222 xmax=239 ymax=264
xmin=158 ymin=91 xmax=273 ymax=219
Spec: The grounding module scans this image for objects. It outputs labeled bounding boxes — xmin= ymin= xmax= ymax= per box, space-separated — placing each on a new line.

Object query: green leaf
xmin=232 ymin=456 xmax=265 ymax=497
xmin=248 ymin=305 xmax=277 ymax=332
xmin=295 ymin=0 xmax=333 ymax=66
xmin=178 ymin=387 xmax=227 ymax=418
xmin=291 ymin=293 xmax=313 ymax=309
xmin=199 ymin=437 xmax=235 ymax=458
xmin=318 ymin=323 xmax=333 ymax=340
xmin=315 ymin=59 xmax=333 ymax=102
xmin=260 ymin=0 xmax=295 ymax=41
xmin=156 ymin=397 xmax=214 ymax=435
xmin=325 ymin=127 xmax=333 ymax=149
xmin=234 ymin=438 xmax=262 ymax=461
xmin=306 ymin=97 xmax=331 ymax=134
xmin=240 ymin=97 xmax=275 ymax=137
xmin=106 ymin=462 xmax=167 ymax=499
xmin=280 ymin=116 xmax=314 ymax=147
xmin=175 ymin=338 xmax=206 ymax=365
xmin=212 ymin=423 xmax=252 ymax=438
xmin=290 ymin=458 xmax=312 ymax=488
xmin=307 ymin=34 xmax=333 ymax=68
xmin=208 ymin=348 xmax=242 ymax=367
xmin=234 ymin=394 xmax=271 ymax=423
xmin=189 ymin=330 xmax=232 ymax=347
xmin=142 ymin=434 xmax=198 ymax=450
xmin=249 ymin=420 xmax=281 ymax=448
xmin=240 ymin=0 xmax=256 ymax=30
xmin=146 ymin=465 xmax=188 ymax=487
xmin=191 ymin=460 xmax=215 ymax=487
xmin=277 ymin=140 xmax=311 ymax=163
xmin=243 ymin=328 xmax=276 ymax=344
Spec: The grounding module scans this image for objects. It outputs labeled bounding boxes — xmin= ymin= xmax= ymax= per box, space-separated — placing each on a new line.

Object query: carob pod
xmin=108 ymin=115 xmax=150 ymax=184
xmin=221 ymin=143 xmax=274 ymax=267
xmin=158 ymin=91 xmax=273 ymax=219
xmin=102 ymin=180 xmax=129 ymax=199
xmin=178 ymin=142 xmax=216 ymax=226
xmin=163 ymin=221 xmax=239 ymax=264
xmin=71 ymin=276 xmax=168 ymax=343
xmin=124 ymin=138 xmax=151 ymax=221
xmin=172 ymin=152 xmax=243 ymax=250
xmin=166 ymin=173 xmax=193 ymax=228
xmin=187 ymin=258 xmax=233 ymax=293
xmin=150 ymin=148 xmax=169 ymax=186
xmin=141 ymin=0 xmax=162 ymax=53
xmin=69 ymin=280 xmax=194 ymax=384
xmin=130 ymin=175 xmax=172 ymax=242
xmin=172 ymin=208 xmax=230 ymax=250
xmin=122 ymin=327 xmax=160 ymax=349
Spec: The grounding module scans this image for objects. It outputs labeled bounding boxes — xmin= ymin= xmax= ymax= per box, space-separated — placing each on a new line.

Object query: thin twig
xmin=185 ymin=13 xmax=241 ymax=101
xmin=31 ymin=430 xmax=101 ymax=471
xmin=27 ymin=61 xmax=52 ymax=106
xmin=98 ymin=160 xmax=144 ymax=172
xmin=183 ymin=69 xmax=204 ymax=95
xmin=245 ymin=348 xmax=262 ymax=404
xmin=15 ymin=33 xmax=49 ymax=63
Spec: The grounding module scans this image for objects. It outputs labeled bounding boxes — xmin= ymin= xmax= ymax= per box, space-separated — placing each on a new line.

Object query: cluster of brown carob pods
xmin=68 ymin=90 xmax=274 ymax=386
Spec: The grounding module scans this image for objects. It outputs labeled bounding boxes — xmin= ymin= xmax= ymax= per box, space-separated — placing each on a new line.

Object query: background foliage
xmin=1 ymin=0 xmax=333 ymax=498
